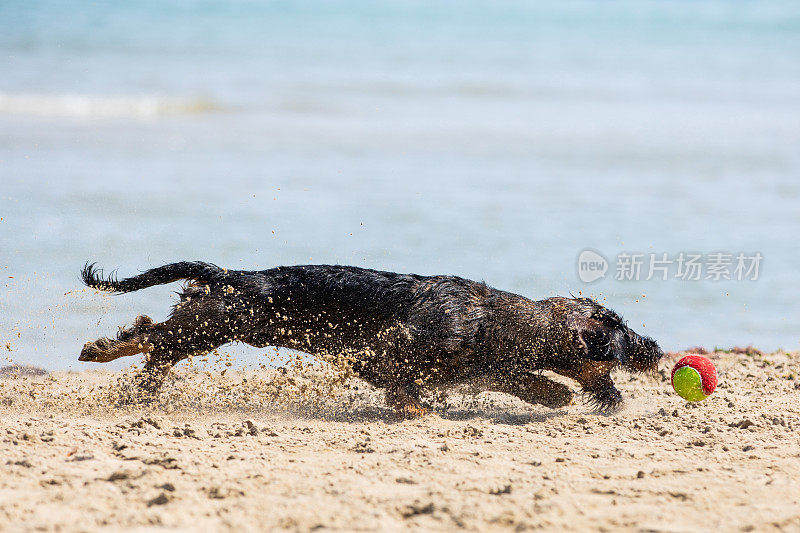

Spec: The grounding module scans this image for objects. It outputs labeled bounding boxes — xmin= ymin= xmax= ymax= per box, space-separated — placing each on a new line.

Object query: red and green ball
xmin=671 ymin=355 xmax=717 ymax=401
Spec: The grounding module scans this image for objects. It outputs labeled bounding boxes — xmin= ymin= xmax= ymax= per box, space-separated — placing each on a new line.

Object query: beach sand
xmin=1 ymin=350 xmax=798 ymax=532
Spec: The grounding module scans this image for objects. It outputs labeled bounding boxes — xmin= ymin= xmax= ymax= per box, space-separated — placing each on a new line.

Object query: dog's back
xmin=238 ymin=265 xmax=492 ymax=385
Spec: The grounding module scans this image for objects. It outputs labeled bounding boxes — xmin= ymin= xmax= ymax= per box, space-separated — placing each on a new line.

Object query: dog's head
xmin=568 ymin=298 xmax=663 ymax=374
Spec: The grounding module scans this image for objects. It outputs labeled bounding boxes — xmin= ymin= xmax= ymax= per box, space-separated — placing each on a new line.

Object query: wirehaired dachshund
xmin=80 ymin=262 xmax=663 ymax=415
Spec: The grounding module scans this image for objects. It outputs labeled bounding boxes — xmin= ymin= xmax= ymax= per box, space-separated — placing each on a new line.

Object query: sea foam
xmin=0 ymin=92 xmax=219 ymax=119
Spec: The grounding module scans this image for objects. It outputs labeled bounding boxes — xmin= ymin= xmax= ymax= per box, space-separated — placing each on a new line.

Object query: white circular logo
xmin=577 ymin=249 xmax=608 ymax=283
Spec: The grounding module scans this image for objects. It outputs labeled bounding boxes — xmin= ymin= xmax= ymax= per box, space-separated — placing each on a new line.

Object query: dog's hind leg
xmin=128 ymin=307 xmax=231 ymax=395
xmin=80 ymin=315 xmax=156 ymax=363
xmin=83 ymin=302 xmax=231 ymax=399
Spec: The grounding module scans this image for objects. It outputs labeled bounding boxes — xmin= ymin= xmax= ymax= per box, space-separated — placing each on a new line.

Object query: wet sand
xmin=1 ymin=350 xmax=799 ymax=532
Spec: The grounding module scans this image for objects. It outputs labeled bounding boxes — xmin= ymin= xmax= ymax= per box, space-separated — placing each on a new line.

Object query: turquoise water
xmin=1 ymin=1 xmax=799 ymax=369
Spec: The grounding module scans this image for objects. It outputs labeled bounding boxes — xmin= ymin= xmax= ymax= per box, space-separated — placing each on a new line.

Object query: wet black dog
xmin=80 ymin=262 xmax=662 ymax=414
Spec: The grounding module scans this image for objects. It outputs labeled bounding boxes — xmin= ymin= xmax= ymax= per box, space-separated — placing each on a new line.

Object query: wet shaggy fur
xmin=80 ymin=262 xmax=663 ymax=414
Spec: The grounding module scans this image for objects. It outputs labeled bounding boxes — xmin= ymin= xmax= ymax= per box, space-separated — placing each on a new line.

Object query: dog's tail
xmin=81 ymin=261 xmax=228 ymax=293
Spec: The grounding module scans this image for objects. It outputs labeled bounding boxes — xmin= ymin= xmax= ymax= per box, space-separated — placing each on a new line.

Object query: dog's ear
xmin=580 ymin=327 xmax=614 ymax=361
xmin=574 ymin=320 xmax=618 ymax=361
xmin=572 ymin=300 xmax=631 ymax=362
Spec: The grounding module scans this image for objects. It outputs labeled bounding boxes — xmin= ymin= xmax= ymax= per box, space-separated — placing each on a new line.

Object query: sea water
xmin=1 ymin=1 xmax=799 ymax=369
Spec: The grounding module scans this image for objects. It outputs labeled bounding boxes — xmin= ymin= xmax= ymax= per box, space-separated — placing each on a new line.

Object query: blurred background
xmin=1 ymin=0 xmax=798 ymax=370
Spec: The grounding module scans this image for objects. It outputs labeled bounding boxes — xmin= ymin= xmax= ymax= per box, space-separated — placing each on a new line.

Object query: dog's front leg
xmin=579 ymin=374 xmax=622 ymax=413
xmin=489 ymin=374 xmax=574 ymax=408
xmin=562 ymin=362 xmax=622 ymax=413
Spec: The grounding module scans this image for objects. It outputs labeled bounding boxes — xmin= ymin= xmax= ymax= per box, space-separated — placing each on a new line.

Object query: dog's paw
xmin=79 ymin=338 xmax=115 ymax=362
xmin=393 ymin=404 xmax=430 ymax=420
xmin=584 ymin=386 xmax=623 ymax=415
